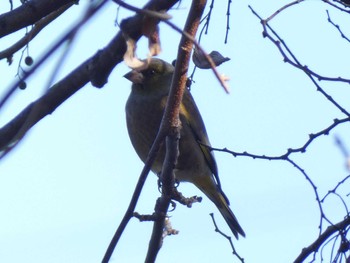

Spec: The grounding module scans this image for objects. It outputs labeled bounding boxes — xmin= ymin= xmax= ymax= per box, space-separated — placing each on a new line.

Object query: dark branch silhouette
xmin=0 ymin=0 xmax=77 ymax=37
xmin=0 ymin=0 xmax=179 ymax=154
xmin=0 ymin=2 xmax=74 ymax=61
xmin=249 ymin=5 xmax=350 ymax=117
xmin=294 ymin=216 xmax=350 ymax=263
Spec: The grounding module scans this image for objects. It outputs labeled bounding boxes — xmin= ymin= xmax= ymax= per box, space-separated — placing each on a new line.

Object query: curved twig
xmin=265 ymin=0 xmax=305 ymax=23
xmin=249 ymin=5 xmax=350 ymax=117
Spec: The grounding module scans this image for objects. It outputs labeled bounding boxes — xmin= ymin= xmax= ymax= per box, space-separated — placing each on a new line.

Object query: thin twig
xmin=210 ymin=213 xmax=244 ymax=262
xmin=321 ymin=175 xmax=350 ymax=203
xmin=265 ymin=0 xmax=305 ymax=23
xmin=287 ymin=158 xmax=332 ymax=235
xmin=199 ymin=0 xmax=214 ymax=41
xmin=188 ymin=0 xmax=214 ymax=85
xmin=326 ymin=10 xmax=350 ymax=43
xmin=163 ymin=19 xmax=230 ymax=93
xmin=323 ymin=0 xmax=350 ymax=14
xmin=224 ymin=0 xmax=232 ymax=44
xmin=206 ymin=116 xmax=350 ymax=236
xmin=249 ymin=5 xmax=350 ymax=117
xmin=145 ymin=131 xmax=179 ymax=262
xmin=208 ymin=117 xmax=350 ymax=161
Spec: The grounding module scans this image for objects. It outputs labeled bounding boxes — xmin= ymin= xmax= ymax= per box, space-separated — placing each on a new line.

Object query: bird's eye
xmin=143 ymin=69 xmax=156 ymax=77
xmin=142 ymin=68 xmax=158 ymax=78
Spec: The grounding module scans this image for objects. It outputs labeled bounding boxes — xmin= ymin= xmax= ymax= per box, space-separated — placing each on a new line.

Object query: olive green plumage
xmin=124 ymin=58 xmax=245 ymax=239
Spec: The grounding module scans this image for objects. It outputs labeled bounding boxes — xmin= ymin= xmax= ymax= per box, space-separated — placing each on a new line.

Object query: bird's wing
xmin=180 ymin=89 xmax=222 ymax=188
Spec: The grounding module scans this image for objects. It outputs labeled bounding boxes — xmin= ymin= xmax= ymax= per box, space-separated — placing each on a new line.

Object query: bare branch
xmin=321 ymin=174 xmax=350 ymax=203
xmin=324 ymin=0 xmax=350 ymax=13
xmin=210 ymin=213 xmax=244 ymax=262
xmin=0 ymin=2 xmax=74 ymax=60
xmin=224 ymin=0 xmax=232 ymax=44
xmin=249 ymin=5 xmax=350 ymax=117
xmin=0 ymin=0 xmax=77 ymax=38
xmin=145 ymin=130 xmax=180 ymax=262
xmin=208 ymin=117 xmax=350 ymax=161
xmin=326 ymin=9 xmax=350 ymax=43
xmin=162 ymin=18 xmax=230 ymax=93
xmin=0 ymin=0 xmax=178 ymax=153
xmin=146 ymin=0 xmax=207 ymax=260
xmin=265 ymin=0 xmax=305 ymax=23
xmin=206 ymin=116 xmax=350 ymax=238
xmin=294 ymin=217 xmax=350 ymax=263
xmin=0 ymin=1 xmax=110 ymax=156
xmin=286 ymin=158 xmax=332 ymax=235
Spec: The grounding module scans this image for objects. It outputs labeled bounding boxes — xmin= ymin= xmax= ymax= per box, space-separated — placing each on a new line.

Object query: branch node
xmin=133 ymin=212 xmax=157 ymax=222
xmin=171 ymin=188 xmax=202 ymax=208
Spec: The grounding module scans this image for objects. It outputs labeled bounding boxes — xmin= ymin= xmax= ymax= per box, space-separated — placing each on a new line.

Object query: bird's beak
xmin=124 ymin=70 xmax=144 ymax=84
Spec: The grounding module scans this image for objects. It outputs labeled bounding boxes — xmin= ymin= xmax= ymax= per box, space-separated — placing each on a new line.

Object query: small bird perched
xmin=124 ymin=58 xmax=245 ymax=239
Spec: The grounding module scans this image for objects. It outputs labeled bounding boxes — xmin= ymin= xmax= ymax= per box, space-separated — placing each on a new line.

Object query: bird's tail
xmin=197 ymin=182 xmax=245 ymax=239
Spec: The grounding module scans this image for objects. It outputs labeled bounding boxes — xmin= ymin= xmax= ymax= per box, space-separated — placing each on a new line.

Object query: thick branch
xmin=0 ymin=61 xmax=89 ymax=151
xmin=0 ymin=2 xmax=74 ymax=60
xmin=0 ymin=0 xmax=76 ymax=38
xmin=0 ymin=0 xmax=179 ymax=151
xmin=294 ymin=216 xmax=350 ymax=263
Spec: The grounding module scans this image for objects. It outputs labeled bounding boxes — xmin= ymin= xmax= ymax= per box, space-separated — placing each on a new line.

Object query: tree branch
xmin=0 ymin=1 xmax=110 ymax=153
xmin=294 ymin=216 xmax=350 ymax=263
xmin=114 ymin=0 xmax=230 ymax=93
xmin=0 ymin=2 xmax=74 ymax=60
xmin=0 ymin=0 xmax=178 ymax=152
xmin=0 ymin=60 xmax=89 ymax=152
xmin=249 ymin=5 xmax=350 ymax=117
xmin=144 ymin=1 xmax=207 ymax=261
xmin=0 ymin=0 xmax=77 ymax=38
xmin=145 ymin=130 xmax=180 ymax=262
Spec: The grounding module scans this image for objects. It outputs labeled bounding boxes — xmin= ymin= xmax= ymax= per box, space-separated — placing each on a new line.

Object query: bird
xmin=124 ymin=58 xmax=245 ymax=239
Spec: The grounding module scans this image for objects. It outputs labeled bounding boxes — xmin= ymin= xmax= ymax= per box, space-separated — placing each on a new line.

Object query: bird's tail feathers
xmin=215 ymin=193 xmax=246 ymax=239
xmin=198 ymin=183 xmax=245 ymax=239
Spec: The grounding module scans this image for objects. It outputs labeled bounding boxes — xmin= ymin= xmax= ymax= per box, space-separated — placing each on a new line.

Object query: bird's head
xmin=124 ymin=58 xmax=174 ymax=94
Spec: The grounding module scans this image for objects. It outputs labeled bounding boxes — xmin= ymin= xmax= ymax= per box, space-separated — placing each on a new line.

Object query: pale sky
xmin=1 ymin=1 xmax=350 ymax=262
